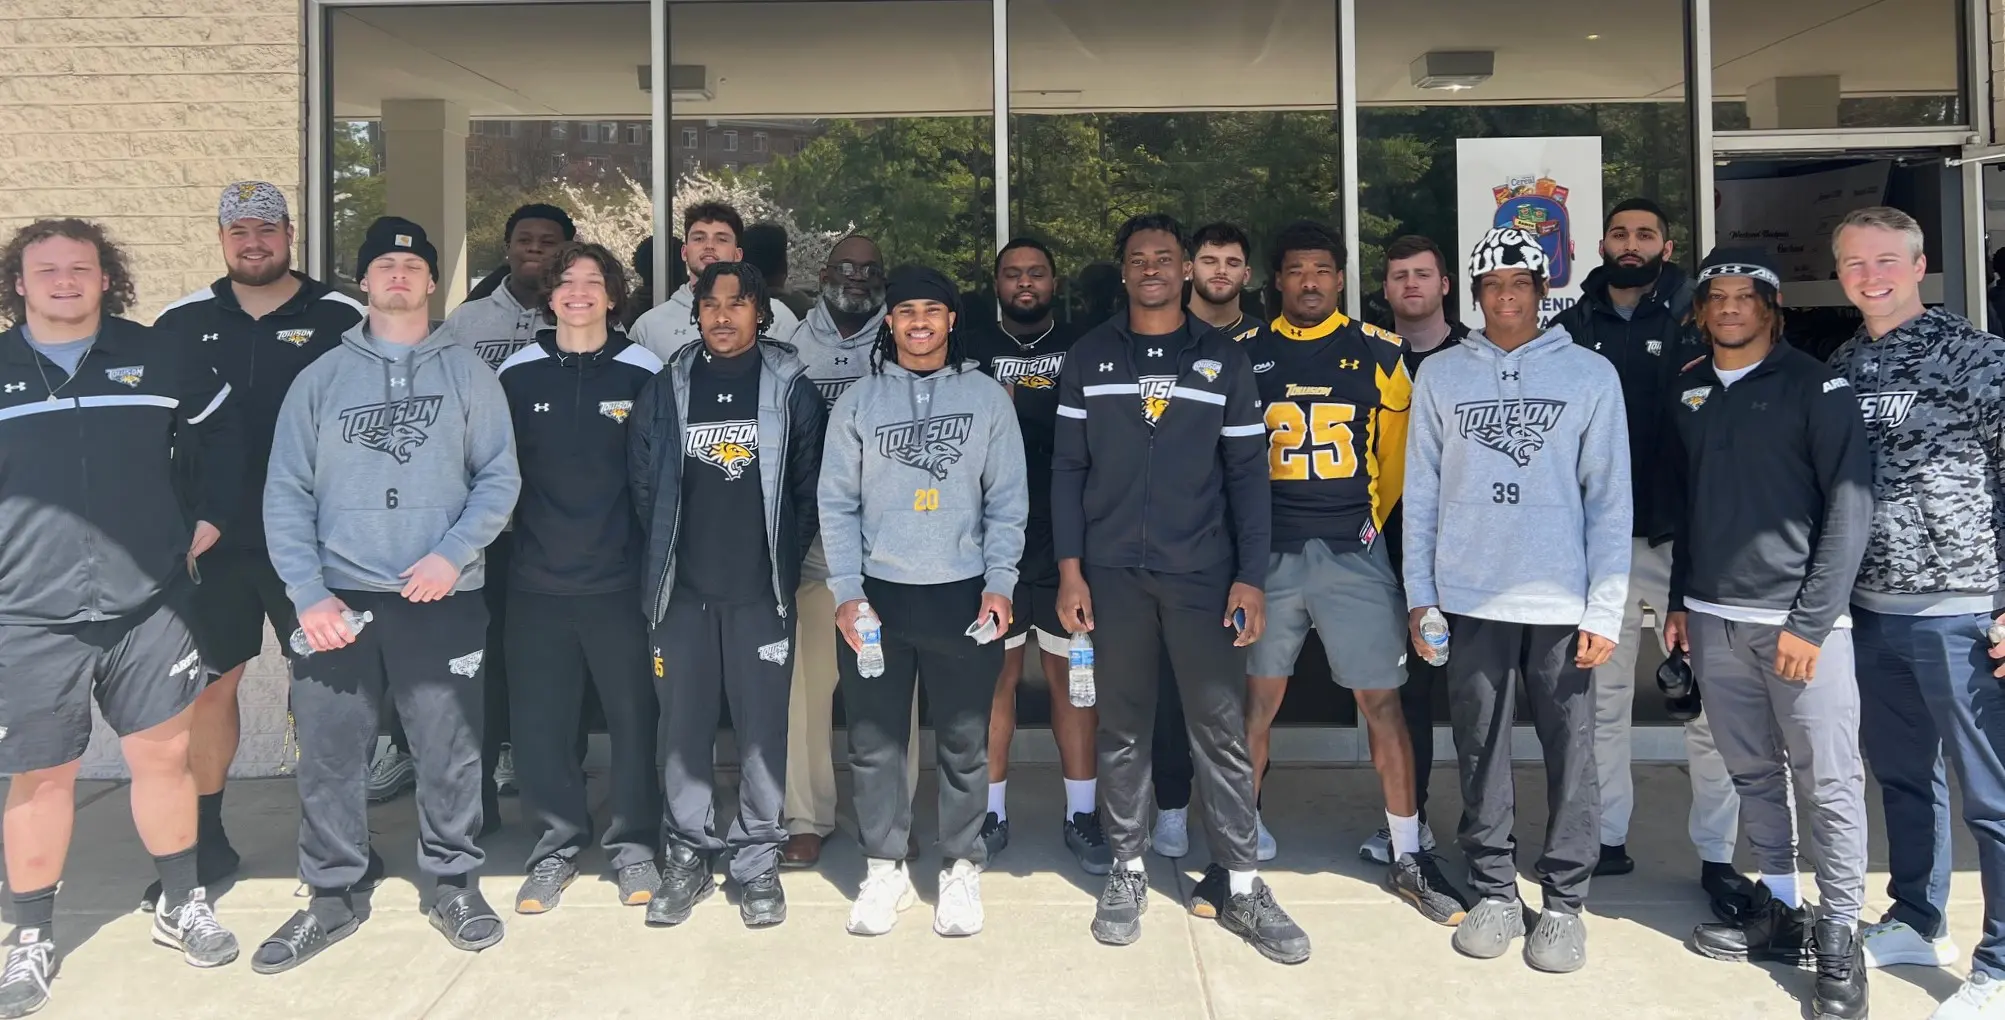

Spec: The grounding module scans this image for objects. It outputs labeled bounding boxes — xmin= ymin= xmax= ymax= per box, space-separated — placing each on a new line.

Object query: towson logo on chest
xmin=876 ymin=414 xmax=974 ymax=480
xmin=989 ymin=352 xmax=1065 ymax=390
xmin=687 ymin=419 xmax=759 ymax=479
xmin=339 ymin=396 xmax=443 ymax=463
xmin=1454 ymin=398 xmax=1568 ymax=467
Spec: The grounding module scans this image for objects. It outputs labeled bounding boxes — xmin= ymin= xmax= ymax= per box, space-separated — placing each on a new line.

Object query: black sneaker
xmin=1593 ymin=843 xmax=1634 ymax=877
xmin=1064 ymin=811 xmax=1114 ymax=876
xmin=0 ymin=930 xmax=56 ymax=1019
xmin=738 ymin=869 xmax=786 ymax=928
xmin=646 ymin=844 xmax=715 ymax=927
xmin=140 ymin=841 xmax=242 ymax=913
xmin=1090 ymin=868 xmax=1149 ymax=946
xmin=1188 ymin=864 xmax=1228 ymax=919
xmin=1701 ymin=862 xmax=1762 ymax=924
xmin=1691 ymin=889 xmax=1811 ymax=964
xmin=513 ymin=855 xmax=577 ymax=915
xmin=1384 ymin=852 xmax=1470 ymax=926
xmin=978 ymin=812 xmax=1010 ymax=865
xmin=1219 ymin=878 xmax=1311 ymax=965
xmin=616 ymin=861 xmax=659 ymax=906
xmin=1812 ymin=919 xmax=1869 ymax=1020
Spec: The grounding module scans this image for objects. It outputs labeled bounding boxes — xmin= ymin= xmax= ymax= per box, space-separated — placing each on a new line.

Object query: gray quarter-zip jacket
xmin=819 ymin=359 xmax=1027 ymax=606
xmin=264 ymin=323 xmax=520 ymax=613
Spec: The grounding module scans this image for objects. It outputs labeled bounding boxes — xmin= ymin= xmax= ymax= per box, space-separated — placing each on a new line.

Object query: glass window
xmin=1712 ymin=0 xmax=1964 ymax=130
xmin=627 ymin=123 xmax=645 ymax=145
xmin=668 ymin=1 xmax=995 ymax=292
xmin=1009 ymin=0 xmax=1341 ymax=325
xmin=328 ymin=3 xmax=652 ymax=302
xmin=681 ymin=127 xmax=698 ymax=148
xmin=753 ymin=132 xmax=768 ymax=153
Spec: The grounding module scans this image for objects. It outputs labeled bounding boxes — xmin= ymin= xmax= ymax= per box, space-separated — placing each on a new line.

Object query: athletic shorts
xmin=189 ymin=549 xmax=298 ymax=674
xmin=1246 ymin=538 xmax=1408 ymax=690
xmin=1006 ymin=522 xmax=1067 ymax=656
xmin=0 ymin=585 xmax=206 ymax=773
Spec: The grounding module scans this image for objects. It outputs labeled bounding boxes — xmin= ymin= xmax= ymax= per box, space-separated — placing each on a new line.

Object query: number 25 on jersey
xmin=1265 ymin=401 xmax=1359 ymax=481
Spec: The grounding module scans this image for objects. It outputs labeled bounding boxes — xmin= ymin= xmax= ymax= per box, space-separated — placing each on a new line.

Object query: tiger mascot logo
xmin=686 ymin=420 xmax=759 ymax=480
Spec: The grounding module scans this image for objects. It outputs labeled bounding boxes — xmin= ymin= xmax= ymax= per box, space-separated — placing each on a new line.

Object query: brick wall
xmin=0 ymin=0 xmax=305 ymax=779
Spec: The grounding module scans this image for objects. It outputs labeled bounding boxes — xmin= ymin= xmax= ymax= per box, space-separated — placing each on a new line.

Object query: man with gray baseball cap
xmin=150 ymin=183 xmax=362 ymax=912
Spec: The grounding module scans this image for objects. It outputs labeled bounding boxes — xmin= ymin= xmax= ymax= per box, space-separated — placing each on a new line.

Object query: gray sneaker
xmin=152 ymin=888 xmax=240 ymax=968
xmin=365 ymin=746 xmax=416 ymax=803
xmin=0 ymin=931 xmax=56 ymax=1019
xmin=1524 ymin=909 xmax=1587 ymax=974
xmin=1451 ymin=897 xmax=1526 ymax=960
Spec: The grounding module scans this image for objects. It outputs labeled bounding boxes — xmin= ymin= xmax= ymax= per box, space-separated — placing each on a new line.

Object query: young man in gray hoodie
xmin=1403 ymin=226 xmax=1632 ymax=973
xmin=257 ymin=217 xmax=520 ymax=973
xmin=819 ymin=265 xmax=1026 ymax=939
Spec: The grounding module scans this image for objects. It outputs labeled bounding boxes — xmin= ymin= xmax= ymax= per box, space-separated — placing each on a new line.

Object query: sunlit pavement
xmin=4 ymin=761 xmax=1983 ymax=1019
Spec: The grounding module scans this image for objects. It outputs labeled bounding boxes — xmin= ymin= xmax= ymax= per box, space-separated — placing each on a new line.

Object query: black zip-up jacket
xmin=628 ymin=338 xmax=826 ymax=626
xmin=0 ymin=317 xmax=241 ymax=624
xmin=1552 ymin=264 xmax=1702 ymax=544
xmin=1052 ymin=313 xmax=1270 ymax=586
xmin=155 ymin=272 xmax=361 ymax=552
xmin=497 ymin=330 xmax=661 ymax=595
xmin=1665 ymin=344 xmax=1873 ymax=644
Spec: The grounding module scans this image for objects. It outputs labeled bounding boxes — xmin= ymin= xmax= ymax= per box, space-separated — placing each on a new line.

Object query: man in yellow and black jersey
xmin=1226 ymin=220 xmax=1470 ymax=925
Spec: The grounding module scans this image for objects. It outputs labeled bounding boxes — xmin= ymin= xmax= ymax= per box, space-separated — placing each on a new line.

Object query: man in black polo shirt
xmin=151 ymin=182 xmax=362 ymax=911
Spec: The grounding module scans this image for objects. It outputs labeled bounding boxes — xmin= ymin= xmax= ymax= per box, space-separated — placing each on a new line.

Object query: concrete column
xmin=381 ymin=99 xmax=469 ymax=318
xmin=1745 ymin=76 xmax=1841 ymax=130
xmin=1993 ymin=0 xmax=2005 ymax=145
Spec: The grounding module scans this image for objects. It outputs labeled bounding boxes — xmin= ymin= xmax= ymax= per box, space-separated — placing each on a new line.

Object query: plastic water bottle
xmin=855 ymin=602 xmax=886 ymax=678
xmin=1418 ymin=608 xmax=1451 ymax=667
xmin=288 ymin=610 xmax=374 ymax=657
xmin=1068 ymin=631 xmax=1096 ymax=708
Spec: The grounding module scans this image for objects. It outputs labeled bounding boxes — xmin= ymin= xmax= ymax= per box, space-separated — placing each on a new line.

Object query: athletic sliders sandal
xmin=250 ymin=910 xmax=359 ymax=975
xmin=429 ymin=888 xmax=506 ymax=952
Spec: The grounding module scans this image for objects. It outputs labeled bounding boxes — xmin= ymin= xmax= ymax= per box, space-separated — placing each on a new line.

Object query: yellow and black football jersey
xmin=1245 ymin=310 xmax=1411 ymax=552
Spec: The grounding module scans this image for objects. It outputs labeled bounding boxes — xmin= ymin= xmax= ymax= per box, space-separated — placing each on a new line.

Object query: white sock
xmin=987 ymin=781 xmax=1007 ymax=820
xmin=1388 ymin=811 xmax=1422 ymax=857
xmin=1228 ymin=870 xmax=1258 ymax=896
xmin=1761 ymin=873 xmax=1800 ymax=908
xmin=1064 ymin=778 xmax=1097 ymax=818
xmin=1121 ymin=856 xmax=1146 ymax=874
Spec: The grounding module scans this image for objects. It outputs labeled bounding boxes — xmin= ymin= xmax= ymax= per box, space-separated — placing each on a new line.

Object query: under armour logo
xmin=835 ymin=356 xmax=849 ymax=366
xmin=916 ymin=393 xmax=930 ymax=404
xmin=1592 ymin=342 xmax=1603 ymax=351
xmin=2 ymin=383 xmax=22 ymax=393
xmin=1099 ymin=362 xmax=1113 ymax=372
xmin=1339 ymin=358 xmax=1360 ymax=370
xmin=717 ymin=393 xmax=732 ymax=403
xmin=1147 ymin=348 xmax=1164 ymax=358
xmin=391 ymin=378 xmax=406 ymax=388
xmin=1500 ymin=371 xmax=1520 ymax=381
xmin=1751 ymin=401 xmax=1770 ymax=411
xmin=534 ymin=403 xmax=551 ymax=412
xmin=201 ymin=333 xmax=219 ymax=343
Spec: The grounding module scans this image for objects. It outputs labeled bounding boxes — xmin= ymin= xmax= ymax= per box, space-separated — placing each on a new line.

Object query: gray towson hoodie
xmin=1402 ymin=323 xmax=1633 ymax=639
xmin=785 ymin=299 xmax=885 ymax=582
xmin=435 ymin=278 xmax=549 ymax=370
xmin=819 ymin=358 xmax=1028 ymax=606
xmin=265 ymin=322 xmax=520 ymax=613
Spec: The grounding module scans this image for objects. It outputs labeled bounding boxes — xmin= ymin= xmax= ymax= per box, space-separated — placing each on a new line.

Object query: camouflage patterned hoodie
xmin=1830 ymin=307 xmax=2005 ymax=614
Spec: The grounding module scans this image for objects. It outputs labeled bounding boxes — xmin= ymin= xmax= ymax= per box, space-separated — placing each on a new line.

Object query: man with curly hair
xmin=0 ymin=219 xmax=246 ymax=1017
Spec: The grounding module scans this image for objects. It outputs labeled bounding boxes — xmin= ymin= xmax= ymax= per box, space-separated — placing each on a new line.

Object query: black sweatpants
xmin=480 ymin=535 xmax=513 ymax=821
xmin=1090 ymin=561 xmax=1257 ymax=871
xmin=657 ymin=593 xmax=793 ymax=883
xmin=1151 ymin=654 xmax=1193 ymax=811
xmin=505 ymin=589 xmax=660 ymax=871
xmin=1446 ymin=615 xmax=1598 ymax=912
xmin=292 ymin=590 xmax=488 ymax=890
xmin=840 ymin=576 xmax=999 ymax=865
xmin=1403 ymin=653 xmax=1444 ymax=821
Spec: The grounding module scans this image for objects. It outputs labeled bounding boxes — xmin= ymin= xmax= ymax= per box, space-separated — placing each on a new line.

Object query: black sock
xmin=307 ymin=890 xmax=355 ymax=930
xmin=9 ymin=886 xmax=55 ymax=943
xmin=436 ymin=873 xmax=469 ymax=893
xmin=153 ymin=845 xmax=199 ymax=912
xmin=197 ymin=790 xmax=226 ymax=845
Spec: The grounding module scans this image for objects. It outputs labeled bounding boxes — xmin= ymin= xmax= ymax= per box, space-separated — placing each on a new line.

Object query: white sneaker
xmin=1863 ymin=918 xmax=1960 ymax=968
xmin=1933 ymin=972 xmax=2005 ymax=1019
xmin=846 ymin=860 xmax=916 ymax=936
xmin=933 ymin=859 xmax=983 ymax=937
xmin=1358 ymin=823 xmax=1438 ymax=865
xmin=1255 ymin=815 xmax=1277 ymax=862
xmin=1151 ymin=807 xmax=1189 ymax=859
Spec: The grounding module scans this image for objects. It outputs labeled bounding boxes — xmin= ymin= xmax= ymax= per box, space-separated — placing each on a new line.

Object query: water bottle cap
xmin=857 ymin=602 xmax=870 ymax=611
xmin=360 ymin=611 xmax=374 ymax=623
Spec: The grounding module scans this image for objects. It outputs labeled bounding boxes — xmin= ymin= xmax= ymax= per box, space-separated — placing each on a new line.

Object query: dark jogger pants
xmin=1446 ymin=615 xmax=1599 ymax=913
xmin=840 ymin=576 xmax=999 ymax=866
xmin=1090 ymin=561 xmax=1258 ymax=871
xmin=505 ymin=588 xmax=660 ymax=871
xmin=292 ymin=590 xmax=488 ymax=890
xmin=657 ymin=594 xmax=793 ymax=883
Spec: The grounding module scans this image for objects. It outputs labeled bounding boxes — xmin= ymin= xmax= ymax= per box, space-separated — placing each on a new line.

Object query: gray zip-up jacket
xmin=819 ymin=359 xmax=1027 ymax=606
xmin=435 ymin=280 xmax=549 ymax=371
xmin=1403 ymin=324 xmax=1633 ymax=638
xmin=265 ymin=323 xmax=521 ymax=613
xmin=631 ymin=282 xmax=801 ymax=364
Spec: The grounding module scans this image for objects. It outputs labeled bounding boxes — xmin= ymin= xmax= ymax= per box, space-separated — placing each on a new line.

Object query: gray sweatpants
xmin=1690 ymin=613 xmax=1867 ymax=923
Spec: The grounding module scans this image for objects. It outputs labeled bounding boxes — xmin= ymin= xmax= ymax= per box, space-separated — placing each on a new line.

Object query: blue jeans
xmin=1855 ymin=607 xmax=2005 ymax=977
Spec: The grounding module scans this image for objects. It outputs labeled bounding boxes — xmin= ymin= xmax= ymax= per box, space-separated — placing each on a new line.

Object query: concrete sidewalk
xmin=4 ymin=762 xmax=1984 ymax=1019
